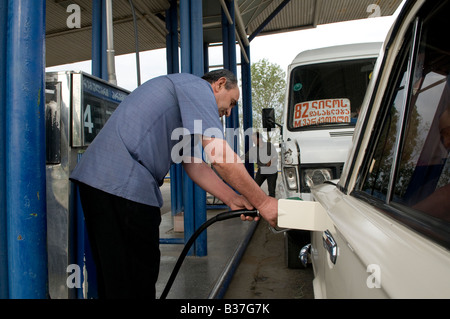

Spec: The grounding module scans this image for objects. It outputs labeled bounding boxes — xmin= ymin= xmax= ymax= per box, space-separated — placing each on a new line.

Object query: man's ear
xmin=214 ymin=77 xmax=227 ymax=91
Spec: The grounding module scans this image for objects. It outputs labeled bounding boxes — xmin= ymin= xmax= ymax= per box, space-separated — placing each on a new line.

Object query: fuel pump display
xmin=45 ymin=71 xmax=129 ymax=299
xmin=72 ymin=72 xmax=128 ymax=147
xmin=79 ymin=75 xmax=127 ymax=145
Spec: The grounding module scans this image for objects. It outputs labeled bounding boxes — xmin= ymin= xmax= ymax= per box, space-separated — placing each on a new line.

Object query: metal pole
xmin=91 ymin=0 xmax=109 ymax=80
xmin=99 ymin=0 xmax=108 ymax=80
xmin=182 ymin=170 xmax=195 ymax=255
xmin=221 ymin=5 xmax=231 ymax=133
xmin=166 ymin=0 xmax=179 ymax=75
xmin=241 ymin=44 xmax=254 ymax=178
xmin=221 ymin=0 xmax=239 ymax=153
xmin=0 ymin=0 xmax=9 ymax=299
xmin=179 ymin=0 xmax=195 ymax=256
xmin=82 ymin=0 xmax=104 ymax=300
xmin=180 ymin=0 xmax=191 ymax=74
xmin=105 ymin=0 xmax=117 ymax=85
xmin=180 ymin=0 xmax=207 ymax=256
xmin=6 ymin=0 xmax=48 ymax=298
xmin=191 ymin=0 xmax=207 ymax=257
xmin=175 ymin=164 xmax=182 ymax=214
xmin=190 ymin=0 xmax=204 ymax=77
xmin=173 ymin=7 xmax=183 ymax=217
xmin=248 ymin=0 xmax=291 ymax=42
xmin=92 ymin=0 xmax=103 ymax=78
xmin=128 ymin=0 xmax=141 ymax=86
xmin=166 ymin=0 xmax=181 ymax=220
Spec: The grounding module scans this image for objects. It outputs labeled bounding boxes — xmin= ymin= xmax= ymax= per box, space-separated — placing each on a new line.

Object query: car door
xmin=310 ymin=184 xmax=390 ymax=298
xmin=311 ymin=0 xmax=450 ymax=298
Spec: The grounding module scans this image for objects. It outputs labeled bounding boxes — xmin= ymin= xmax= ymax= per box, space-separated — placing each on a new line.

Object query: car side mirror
xmin=262 ymin=108 xmax=276 ymax=131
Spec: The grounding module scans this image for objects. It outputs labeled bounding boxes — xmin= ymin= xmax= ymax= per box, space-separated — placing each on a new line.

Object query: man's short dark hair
xmin=202 ymin=69 xmax=238 ymax=90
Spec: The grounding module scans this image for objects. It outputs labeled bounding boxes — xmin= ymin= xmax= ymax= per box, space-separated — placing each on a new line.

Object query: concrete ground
xmin=223 ymin=220 xmax=314 ymax=299
xmin=156 ymin=179 xmax=314 ymax=299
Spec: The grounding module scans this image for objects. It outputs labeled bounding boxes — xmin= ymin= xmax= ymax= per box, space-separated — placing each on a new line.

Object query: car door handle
xmin=322 ymin=230 xmax=338 ymax=265
xmin=299 ymin=243 xmax=311 ymax=267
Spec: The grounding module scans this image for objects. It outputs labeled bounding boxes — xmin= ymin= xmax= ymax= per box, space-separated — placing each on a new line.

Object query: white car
xmin=278 ymin=0 xmax=450 ymax=298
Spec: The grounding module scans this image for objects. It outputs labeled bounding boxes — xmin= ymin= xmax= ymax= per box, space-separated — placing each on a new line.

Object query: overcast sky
xmin=47 ymin=10 xmax=401 ymax=91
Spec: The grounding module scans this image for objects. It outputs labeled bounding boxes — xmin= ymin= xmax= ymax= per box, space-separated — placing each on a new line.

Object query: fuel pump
xmin=45 ymin=71 xmax=129 ymax=299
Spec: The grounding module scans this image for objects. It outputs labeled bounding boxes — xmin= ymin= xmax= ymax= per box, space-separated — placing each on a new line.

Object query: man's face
xmin=212 ymin=77 xmax=240 ymax=118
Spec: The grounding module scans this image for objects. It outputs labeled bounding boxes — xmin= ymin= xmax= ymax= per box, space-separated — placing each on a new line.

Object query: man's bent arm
xmin=202 ymin=137 xmax=278 ymax=226
xmin=182 ymin=160 xmax=253 ymax=211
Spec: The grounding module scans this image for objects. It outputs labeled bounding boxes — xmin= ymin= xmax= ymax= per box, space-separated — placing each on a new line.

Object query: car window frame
xmin=350 ymin=2 xmax=450 ymax=250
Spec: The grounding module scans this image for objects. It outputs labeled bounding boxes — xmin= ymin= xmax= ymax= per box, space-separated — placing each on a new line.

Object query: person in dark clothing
xmin=246 ymin=132 xmax=278 ymax=197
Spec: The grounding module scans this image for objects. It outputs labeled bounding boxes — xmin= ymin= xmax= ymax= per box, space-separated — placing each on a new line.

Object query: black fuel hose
xmin=160 ymin=209 xmax=259 ymax=299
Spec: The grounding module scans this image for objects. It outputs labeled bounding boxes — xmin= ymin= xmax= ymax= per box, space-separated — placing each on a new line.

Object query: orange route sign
xmin=293 ymin=98 xmax=351 ymax=128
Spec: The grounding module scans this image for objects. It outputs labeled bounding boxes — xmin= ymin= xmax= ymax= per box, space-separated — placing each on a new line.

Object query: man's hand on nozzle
xmin=240 ymin=196 xmax=278 ymax=227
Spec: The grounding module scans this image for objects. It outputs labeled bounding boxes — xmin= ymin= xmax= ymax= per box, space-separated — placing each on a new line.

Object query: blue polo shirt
xmin=70 ymin=73 xmax=223 ymax=207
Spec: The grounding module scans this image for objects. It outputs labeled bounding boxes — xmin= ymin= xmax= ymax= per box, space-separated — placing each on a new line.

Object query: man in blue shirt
xmin=70 ymin=69 xmax=278 ymax=299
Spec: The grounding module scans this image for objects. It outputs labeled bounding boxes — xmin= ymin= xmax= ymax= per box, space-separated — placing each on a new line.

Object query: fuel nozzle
xmin=215 ymin=209 xmax=259 ymax=221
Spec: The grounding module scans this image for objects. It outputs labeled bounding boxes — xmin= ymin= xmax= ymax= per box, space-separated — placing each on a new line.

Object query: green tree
xmin=251 ymin=59 xmax=286 ymax=129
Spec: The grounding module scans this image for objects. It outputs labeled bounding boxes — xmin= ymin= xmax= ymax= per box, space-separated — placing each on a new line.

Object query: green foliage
xmin=251 ymin=59 xmax=286 ymax=129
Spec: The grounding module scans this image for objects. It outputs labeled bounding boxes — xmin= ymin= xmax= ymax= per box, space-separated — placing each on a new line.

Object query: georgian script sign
xmin=293 ymin=98 xmax=351 ymax=128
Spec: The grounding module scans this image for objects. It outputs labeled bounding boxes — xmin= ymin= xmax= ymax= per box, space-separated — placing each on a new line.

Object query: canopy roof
xmin=46 ymin=0 xmax=403 ymax=67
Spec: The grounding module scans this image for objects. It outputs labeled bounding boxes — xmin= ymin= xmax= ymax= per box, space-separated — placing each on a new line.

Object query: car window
xmin=356 ymin=1 xmax=450 ymax=246
xmin=361 ymin=47 xmax=410 ymax=201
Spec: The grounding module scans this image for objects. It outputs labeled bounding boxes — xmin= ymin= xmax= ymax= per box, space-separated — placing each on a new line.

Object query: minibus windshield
xmin=288 ymin=58 xmax=377 ymax=130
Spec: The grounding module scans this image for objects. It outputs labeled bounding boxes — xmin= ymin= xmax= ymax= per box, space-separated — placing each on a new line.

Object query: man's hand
xmin=201 ymin=136 xmax=278 ymax=228
xmin=241 ymin=196 xmax=277 ymax=227
xmin=228 ymin=194 xmax=253 ymax=211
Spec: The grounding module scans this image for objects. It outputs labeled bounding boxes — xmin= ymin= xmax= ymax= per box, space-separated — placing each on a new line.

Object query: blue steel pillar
xmin=166 ymin=0 xmax=179 ymax=75
xmin=191 ymin=0 xmax=207 ymax=257
xmin=221 ymin=0 xmax=239 ymax=153
xmin=241 ymin=44 xmax=254 ymax=178
xmin=6 ymin=0 xmax=48 ymax=298
xmin=92 ymin=0 xmax=108 ymax=79
xmin=72 ymin=0 xmax=107 ymax=299
xmin=0 ymin=0 xmax=8 ymax=299
xmin=166 ymin=0 xmax=183 ymax=223
xmin=92 ymin=0 xmax=102 ymax=77
xmin=180 ymin=0 xmax=207 ymax=257
xmin=179 ymin=0 xmax=194 ymax=256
